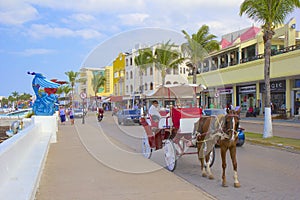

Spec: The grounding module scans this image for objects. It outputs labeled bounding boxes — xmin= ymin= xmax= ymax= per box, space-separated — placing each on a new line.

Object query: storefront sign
xmin=238 ymin=85 xmax=256 ymax=93
xmin=217 ymin=88 xmax=233 ymax=94
xmin=260 ymin=80 xmax=286 ymax=92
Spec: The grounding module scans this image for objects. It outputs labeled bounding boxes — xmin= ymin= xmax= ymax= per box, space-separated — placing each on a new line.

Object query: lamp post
xmin=80 ymin=92 xmax=87 ymax=124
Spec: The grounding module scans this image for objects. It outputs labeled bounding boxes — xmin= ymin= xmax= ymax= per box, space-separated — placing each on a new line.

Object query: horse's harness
xmin=195 ymin=114 xmax=239 ymax=143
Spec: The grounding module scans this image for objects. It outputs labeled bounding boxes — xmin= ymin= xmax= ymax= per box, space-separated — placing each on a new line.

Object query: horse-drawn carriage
xmin=140 ymin=84 xmax=242 ymax=187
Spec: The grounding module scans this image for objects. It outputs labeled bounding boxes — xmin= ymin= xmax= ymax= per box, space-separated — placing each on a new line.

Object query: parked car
xmin=202 ymin=108 xmax=245 ymax=146
xmin=117 ymin=109 xmax=141 ymax=125
xmin=73 ymin=108 xmax=86 ymax=118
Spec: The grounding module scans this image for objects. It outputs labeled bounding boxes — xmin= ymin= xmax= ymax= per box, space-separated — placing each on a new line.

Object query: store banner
xmin=238 ymin=85 xmax=256 ymax=93
xmin=260 ymin=80 xmax=286 ymax=93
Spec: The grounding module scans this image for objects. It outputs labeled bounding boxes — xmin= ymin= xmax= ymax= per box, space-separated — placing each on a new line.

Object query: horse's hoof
xmin=208 ymin=175 xmax=214 ymax=180
xmin=222 ymin=182 xmax=228 ymax=187
xmin=234 ymin=182 xmax=241 ymax=188
xmin=202 ymin=173 xmax=207 ymax=177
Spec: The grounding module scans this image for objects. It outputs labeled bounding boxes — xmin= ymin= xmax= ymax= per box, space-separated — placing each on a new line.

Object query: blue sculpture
xmin=28 ymin=72 xmax=60 ymax=116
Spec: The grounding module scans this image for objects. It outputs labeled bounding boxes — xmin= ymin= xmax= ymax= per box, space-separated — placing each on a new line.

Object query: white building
xmin=124 ymin=43 xmax=190 ymax=108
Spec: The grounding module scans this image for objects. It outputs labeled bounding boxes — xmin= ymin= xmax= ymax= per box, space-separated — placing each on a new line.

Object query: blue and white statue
xmin=28 ymin=72 xmax=60 ymax=116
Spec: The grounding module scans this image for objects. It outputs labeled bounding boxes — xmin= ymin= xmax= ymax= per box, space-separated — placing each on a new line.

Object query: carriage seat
xmin=172 ymin=107 xmax=202 ymax=134
xmin=147 ymin=110 xmax=172 ymax=129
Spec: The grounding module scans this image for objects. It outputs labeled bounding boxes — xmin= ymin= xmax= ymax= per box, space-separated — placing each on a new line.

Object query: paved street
xmin=35 ymin=114 xmax=215 ymax=200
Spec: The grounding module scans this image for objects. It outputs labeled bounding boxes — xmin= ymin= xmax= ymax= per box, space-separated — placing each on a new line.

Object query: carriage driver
xmin=148 ymin=100 xmax=161 ymax=122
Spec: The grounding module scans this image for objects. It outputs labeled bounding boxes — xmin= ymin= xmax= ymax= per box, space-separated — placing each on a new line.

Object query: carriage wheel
xmin=142 ymin=132 xmax=152 ymax=159
xmin=204 ymin=146 xmax=215 ymax=168
xmin=163 ymin=139 xmax=177 ymax=171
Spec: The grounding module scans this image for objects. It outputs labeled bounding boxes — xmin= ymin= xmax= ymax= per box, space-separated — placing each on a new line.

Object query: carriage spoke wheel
xmin=163 ymin=139 xmax=177 ymax=171
xmin=142 ymin=132 xmax=152 ymax=159
xmin=204 ymin=146 xmax=215 ymax=168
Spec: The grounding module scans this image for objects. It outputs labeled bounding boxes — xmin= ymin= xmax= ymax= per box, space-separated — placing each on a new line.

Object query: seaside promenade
xmin=35 ymin=115 xmax=215 ymax=200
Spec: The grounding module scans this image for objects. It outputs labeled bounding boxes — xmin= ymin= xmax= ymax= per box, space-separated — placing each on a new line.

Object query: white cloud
xmin=28 ymin=24 xmax=74 ymax=38
xmin=0 ymin=1 xmax=39 ymax=25
xmin=27 ymin=24 xmax=102 ymax=39
xmin=13 ymin=48 xmax=55 ymax=56
xmin=76 ymin=29 xmax=102 ymax=39
xmin=118 ymin=13 xmax=149 ymax=26
xmin=64 ymin=13 xmax=97 ymax=24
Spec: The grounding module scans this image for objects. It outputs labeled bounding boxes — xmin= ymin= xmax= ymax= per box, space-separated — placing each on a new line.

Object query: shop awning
xmin=110 ymin=96 xmax=123 ymax=102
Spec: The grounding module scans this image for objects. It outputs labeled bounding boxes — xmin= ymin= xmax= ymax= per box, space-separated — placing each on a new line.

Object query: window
xmin=145 ymin=83 xmax=148 ymax=90
xmin=295 ymin=79 xmax=300 ymax=88
xmin=130 ymin=85 xmax=133 ymax=93
xmin=120 ymin=70 xmax=124 ymax=77
xmin=130 ymin=71 xmax=133 ymax=79
xmin=166 ymin=81 xmax=171 ymax=84
xmin=173 ymin=67 xmax=178 ymax=75
xmin=150 ymin=67 xmax=153 ymax=75
xmin=166 ymin=68 xmax=172 ymax=74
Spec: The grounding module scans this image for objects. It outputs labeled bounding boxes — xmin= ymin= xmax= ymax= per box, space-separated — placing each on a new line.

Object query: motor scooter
xmin=98 ymin=113 xmax=103 ymax=122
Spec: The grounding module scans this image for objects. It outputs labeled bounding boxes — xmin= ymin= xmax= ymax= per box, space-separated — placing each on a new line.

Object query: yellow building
xmin=193 ymin=18 xmax=300 ymax=116
xmin=111 ymin=53 xmax=126 ymax=104
xmin=78 ymin=67 xmax=113 ymax=109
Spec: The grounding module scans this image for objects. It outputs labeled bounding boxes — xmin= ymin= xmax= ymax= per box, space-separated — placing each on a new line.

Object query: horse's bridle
xmin=223 ymin=114 xmax=240 ymax=141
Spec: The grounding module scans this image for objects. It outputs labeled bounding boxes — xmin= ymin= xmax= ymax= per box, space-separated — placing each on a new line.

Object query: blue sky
xmin=0 ymin=0 xmax=299 ymax=97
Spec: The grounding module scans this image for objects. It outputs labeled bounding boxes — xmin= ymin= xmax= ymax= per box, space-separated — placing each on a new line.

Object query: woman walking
xmin=59 ymin=106 xmax=66 ymax=125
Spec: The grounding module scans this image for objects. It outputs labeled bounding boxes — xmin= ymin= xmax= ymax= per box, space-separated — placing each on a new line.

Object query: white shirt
xmin=148 ymin=104 xmax=161 ymax=118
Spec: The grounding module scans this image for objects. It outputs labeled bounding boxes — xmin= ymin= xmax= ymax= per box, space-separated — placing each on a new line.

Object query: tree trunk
xmin=192 ymin=64 xmax=197 ymax=107
xmin=263 ymin=30 xmax=273 ymax=138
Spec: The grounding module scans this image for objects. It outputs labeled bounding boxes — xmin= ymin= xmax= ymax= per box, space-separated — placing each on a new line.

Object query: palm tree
xmin=240 ymin=0 xmax=300 ymax=138
xmin=11 ymin=91 xmax=19 ymax=109
xmin=181 ymin=25 xmax=220 ymax=84
xmin=65 ymin=71 xmax=80 ymax=105
xmin=153 ymin=40 xmax=185 ymax=86
xmin=91 ymin=72 xmax=106 ymax=107
xmin=8 ymin=95 xmax=14 ymax=108
xmin=134 ymin=48 xmax=153 ymax=94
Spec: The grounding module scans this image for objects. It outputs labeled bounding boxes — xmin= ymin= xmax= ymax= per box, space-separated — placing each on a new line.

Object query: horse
xmin=219 ymin=109 xmax=241 ymax=188
xmin=193 ymin=114 xmax=225 ymax=180
xmin=193 ymin=109 xmax=241 ymax=188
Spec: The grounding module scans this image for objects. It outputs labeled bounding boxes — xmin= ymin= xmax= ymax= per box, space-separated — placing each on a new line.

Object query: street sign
xmin=80 ymin=92 xmax=87 ymax=99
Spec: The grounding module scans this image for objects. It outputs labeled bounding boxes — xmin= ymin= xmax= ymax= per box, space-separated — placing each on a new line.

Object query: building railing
xmin=187 ymin=44 xmax=300 ymax=75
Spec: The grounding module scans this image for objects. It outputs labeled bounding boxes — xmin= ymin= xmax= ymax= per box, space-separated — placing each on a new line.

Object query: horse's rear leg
xmin=220 ymin=146 xmax=228 ymax=187
xmin=230 ymin=146 xmax=240 ymax=188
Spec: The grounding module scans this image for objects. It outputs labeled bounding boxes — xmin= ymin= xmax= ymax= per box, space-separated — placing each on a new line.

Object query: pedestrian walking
xmin=59 ymin=106 xmax=66 ymax=125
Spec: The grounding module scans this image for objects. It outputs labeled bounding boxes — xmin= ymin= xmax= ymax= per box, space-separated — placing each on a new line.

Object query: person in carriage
xmin=148 ymin=100 xmax=161 ymax=122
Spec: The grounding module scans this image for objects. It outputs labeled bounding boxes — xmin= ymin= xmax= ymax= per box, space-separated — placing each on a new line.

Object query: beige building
xmin=193 ymin=18 xmax=300 ymax=116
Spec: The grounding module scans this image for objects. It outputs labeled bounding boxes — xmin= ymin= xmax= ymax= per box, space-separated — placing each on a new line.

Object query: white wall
xmin=0 ymin=115 xmax=57 ymax=200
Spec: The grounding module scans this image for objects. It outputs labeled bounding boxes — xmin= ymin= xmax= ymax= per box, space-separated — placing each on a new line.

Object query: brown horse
xmin=193 ymin=115 xmax=225 ymax=179
xmin=193 ymin=109 xmax=241 ymax=187
xmin=219 ymin=109 xmax=241 ymax=188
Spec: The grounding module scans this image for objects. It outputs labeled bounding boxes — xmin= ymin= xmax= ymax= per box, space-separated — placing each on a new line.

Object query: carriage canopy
xmin=144 ymin=83 xmax=207 ymax=98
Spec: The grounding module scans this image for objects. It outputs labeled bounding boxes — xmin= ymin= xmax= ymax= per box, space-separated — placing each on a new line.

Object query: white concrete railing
xmin=0 ymin=115 xmax=58 ymax=200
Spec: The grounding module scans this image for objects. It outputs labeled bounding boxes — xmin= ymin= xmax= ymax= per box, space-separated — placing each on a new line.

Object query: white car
xmin=73 ymin=109 xmax=86 ymax=118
